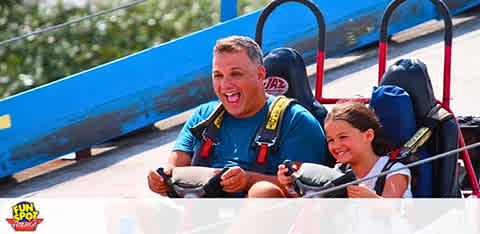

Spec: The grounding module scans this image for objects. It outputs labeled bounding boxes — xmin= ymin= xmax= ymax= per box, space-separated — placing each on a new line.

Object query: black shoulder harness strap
xmin=189 ymin=96 xmax=296 ymax=173
xmin=189 ymin=103 xmax=225 ymax=167
xmin=373 ymin=104 xmax=453 ymax=196
xmin=251 ymin=96 xmax=296 ymax=173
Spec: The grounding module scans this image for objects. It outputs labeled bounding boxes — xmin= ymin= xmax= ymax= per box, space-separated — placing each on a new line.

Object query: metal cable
xmin=0 ymin=0 xmax=149 ymax=47
xmin=304 ymin=141 xmax=480 ymax=198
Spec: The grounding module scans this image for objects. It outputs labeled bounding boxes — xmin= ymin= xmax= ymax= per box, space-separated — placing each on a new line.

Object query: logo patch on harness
xmin=264 ymin=76 xmax=289 ymax=96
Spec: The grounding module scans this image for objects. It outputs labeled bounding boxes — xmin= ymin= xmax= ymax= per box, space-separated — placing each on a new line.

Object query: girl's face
xmin=324 ymin=119 xmax=374 ymax=164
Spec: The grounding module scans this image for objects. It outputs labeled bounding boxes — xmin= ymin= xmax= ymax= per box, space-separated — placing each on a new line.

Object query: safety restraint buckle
xmin=254 ymin=135 xmax=277 ymax=148
xmin=199 ymin=127 xmax=220 ymax=158
xmin=254 ymin=135 xmax=277 ymax=164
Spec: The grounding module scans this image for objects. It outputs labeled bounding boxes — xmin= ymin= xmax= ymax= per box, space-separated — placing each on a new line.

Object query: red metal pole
xmin=315 ymin=49 xmax=370 ymax=105
xmin=315 ymin=51 xmax=325 ymax=101
xmin=457 ymin=130 xmax=480 ymax=197
xmin=443 ymin=45 xmax=452 ymax=109
xmin=378 ymin=42 xmax=387 ymax=82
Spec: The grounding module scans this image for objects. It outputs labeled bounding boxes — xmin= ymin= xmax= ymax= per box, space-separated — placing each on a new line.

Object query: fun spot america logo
xmin=5 ymin=201 xmax=44 ymax=231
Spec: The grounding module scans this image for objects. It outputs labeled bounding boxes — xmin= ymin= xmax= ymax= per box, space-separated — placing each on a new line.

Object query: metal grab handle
xmin=379 ymin=0 xmax=452 ymax=44
xmin=378 ymin=0 xmax=453 ymax=108
xmin=254 ymin=0 xmax=328 ymax=102
xmin=254 ymin=0 xmax=325 ymax=51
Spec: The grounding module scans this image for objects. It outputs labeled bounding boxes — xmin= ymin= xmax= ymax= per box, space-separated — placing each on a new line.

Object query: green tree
xmin=0 ymin=0 xmax=269 ymax=99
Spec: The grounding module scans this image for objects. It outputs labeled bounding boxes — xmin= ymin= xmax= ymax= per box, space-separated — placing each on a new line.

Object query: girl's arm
xmin=347 ymin=174 xmax=409 ymax=198
xmin=380 ymin=174 xmax=409 ymax=198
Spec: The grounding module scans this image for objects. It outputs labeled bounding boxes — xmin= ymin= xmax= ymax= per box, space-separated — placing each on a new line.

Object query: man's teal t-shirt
xmin=172 ymin=95 xmax=326 ymax=175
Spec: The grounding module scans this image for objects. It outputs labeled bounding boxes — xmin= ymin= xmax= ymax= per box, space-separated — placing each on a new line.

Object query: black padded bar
xmin=380 ymin=0 xmax=452 ymax=45
xmin=255 ymin=0 xmax=326 ymax=51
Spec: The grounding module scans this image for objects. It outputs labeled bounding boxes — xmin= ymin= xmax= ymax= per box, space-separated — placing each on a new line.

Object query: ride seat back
xmin=263 ymin=47 xmax=327 ymax=125
xmin=379 ymin=58 xmax=460 ymax=198
xmin=263 ymin=47 xmax=334 ymax=166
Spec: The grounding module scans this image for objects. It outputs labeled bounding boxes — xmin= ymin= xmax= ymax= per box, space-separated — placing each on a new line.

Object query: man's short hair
xmin=213 ymin=36 xmax=263 ymax=65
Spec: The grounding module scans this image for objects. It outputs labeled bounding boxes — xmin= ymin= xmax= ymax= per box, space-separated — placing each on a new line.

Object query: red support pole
xmin=315 ymin=51 xmax=325 ymax=101
xmin=443 ymin=45 xmax=452 ymax=109
xmin=458 ymin=131 xmax=480 ymax=197
xmin=315 ymin=50 xmax=371 ymax=105
xmin=378 ymin=42 xmax=387 ymax=83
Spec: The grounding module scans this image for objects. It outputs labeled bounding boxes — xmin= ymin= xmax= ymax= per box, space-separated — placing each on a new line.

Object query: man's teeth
xmin=225 ymin=92 xmax=240 ymax=103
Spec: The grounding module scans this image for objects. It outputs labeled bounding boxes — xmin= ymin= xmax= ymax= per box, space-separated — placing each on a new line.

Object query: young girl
xmin=278 ymin=101 xmax=412 ymax=198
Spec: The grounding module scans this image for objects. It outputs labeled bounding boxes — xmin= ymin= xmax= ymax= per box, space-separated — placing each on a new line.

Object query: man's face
xmin=212 ymin=48 xmax=266 ymax=118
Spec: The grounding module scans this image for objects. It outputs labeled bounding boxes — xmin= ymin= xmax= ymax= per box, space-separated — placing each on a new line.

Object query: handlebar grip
xmin=203 ymin=167 xmax=232 ymax=197
xmin=209 ymin=167 xmax=229 ymax=183
xmin=282 ymin=160 xmax=299 ymax=195
xmin=156 ymin=167 xmax=171 ymax=181
xmin=156 ymin=167 xmax=180 ymax=198
xmin=283 ymin=160 xmax=295 ymax=176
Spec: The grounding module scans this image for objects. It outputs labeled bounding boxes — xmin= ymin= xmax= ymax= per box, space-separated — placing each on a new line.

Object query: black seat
xmin=380 ymin=58 xmax=460 ymax=198
xmin=263 ymin=47 xmax=335 ymax=166
xmin=263 ymin=47 xmax=327 ymax=125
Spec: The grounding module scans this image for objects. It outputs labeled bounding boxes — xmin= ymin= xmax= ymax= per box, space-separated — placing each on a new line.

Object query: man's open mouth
xmin=225 ymin=92 xmax=241 ymax=104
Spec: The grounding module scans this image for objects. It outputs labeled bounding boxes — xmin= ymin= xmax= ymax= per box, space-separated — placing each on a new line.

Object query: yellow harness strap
xmin=255 ymin=96 xmax=296 ymax=164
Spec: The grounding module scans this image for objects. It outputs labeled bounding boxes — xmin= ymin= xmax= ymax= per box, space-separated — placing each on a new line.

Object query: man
xmin=147 ymin=36 xmax=325 ymax=197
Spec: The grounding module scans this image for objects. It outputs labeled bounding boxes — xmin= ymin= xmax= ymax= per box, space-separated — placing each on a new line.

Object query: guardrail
xmin=0 ymin=0 xmax=479 ymax=178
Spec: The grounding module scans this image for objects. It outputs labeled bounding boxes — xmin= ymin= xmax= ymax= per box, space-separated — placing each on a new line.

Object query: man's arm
xmin=148 ymin=102 xmax=215 ymax=195
xmin=165 ymin=150 xmax=192 ymax=169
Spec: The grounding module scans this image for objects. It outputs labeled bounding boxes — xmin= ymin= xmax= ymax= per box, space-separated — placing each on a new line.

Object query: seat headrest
xmin=379 ymin=58 xmax=437 ymax=120
xmin=264 ymin=47 xmax=327 ymax=125
xmin=370 ymin=85 xmax=417 ymax=148
xmin=263 ymin=47 xmax=315 ymax=106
